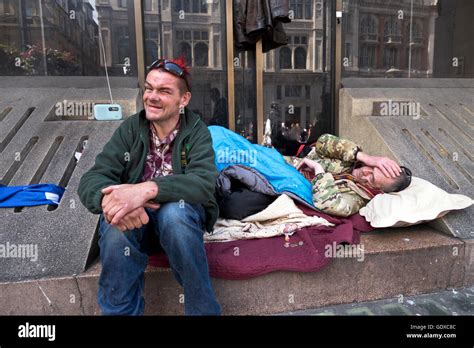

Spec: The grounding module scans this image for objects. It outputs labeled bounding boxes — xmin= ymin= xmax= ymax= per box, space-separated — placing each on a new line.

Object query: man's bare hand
xmin=296 ymin=158 xmax=325 ymax=175
xmin=110 ymin=202 xmax=161 ymax=232
xmin=101 ymin=182 xmax=158 ymax=225
xmin=114 ymin=202 xmax=161 ymax=231
xmin=115 ymin=206 xmax=151 ymax=232
xmin=357 ymin=152 xmax=401 ymax=178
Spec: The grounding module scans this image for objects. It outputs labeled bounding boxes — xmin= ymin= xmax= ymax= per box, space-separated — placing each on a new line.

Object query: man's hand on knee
xmin=101 ymin=182 xmax=159 ymax=225
xmin=114 ymin=206 xmax=149 ymax=232
xmin=113 ymin=202 xmax=161 ymax=231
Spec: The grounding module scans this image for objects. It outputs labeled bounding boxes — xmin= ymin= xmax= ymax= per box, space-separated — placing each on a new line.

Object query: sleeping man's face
xmin=351 ymin=166 xmax=395 ymax=191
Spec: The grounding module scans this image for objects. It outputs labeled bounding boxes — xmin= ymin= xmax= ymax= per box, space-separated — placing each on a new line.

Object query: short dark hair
xmin=382 ymin=166 xmax=412 ymax=193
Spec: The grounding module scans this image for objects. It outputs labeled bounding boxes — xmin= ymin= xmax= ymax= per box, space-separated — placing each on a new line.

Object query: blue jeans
xmin=97 ymin=202 xmax=221 ymax=316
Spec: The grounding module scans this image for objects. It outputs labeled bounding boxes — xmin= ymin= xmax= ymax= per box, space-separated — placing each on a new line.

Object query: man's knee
xmin=98 ymin=216 xmax=146 ymax=258
xmin=156 ymin=202 xmax=205 ymax=244
xmin=99 ymin=218 xmax=127 ymax=248
xmin=157 ymin=202 xmax=203 ymax=225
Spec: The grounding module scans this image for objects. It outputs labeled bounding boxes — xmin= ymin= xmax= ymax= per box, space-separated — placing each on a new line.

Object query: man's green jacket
xmin=77 ymin=108 xmax=219 ymax=232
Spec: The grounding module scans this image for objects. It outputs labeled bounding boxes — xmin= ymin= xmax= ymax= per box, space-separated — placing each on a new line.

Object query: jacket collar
xmin=332 ymin=173 xmax=383 ymax=200
xmin=139 ymin=108 xmax=201 ymax=142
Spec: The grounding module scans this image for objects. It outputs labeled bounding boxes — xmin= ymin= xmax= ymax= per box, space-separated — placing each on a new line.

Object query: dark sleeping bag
xmin=217 ymin=187 xmax=277 ymax=220
xmin=215 ymin=166 xmax=278 ymax=220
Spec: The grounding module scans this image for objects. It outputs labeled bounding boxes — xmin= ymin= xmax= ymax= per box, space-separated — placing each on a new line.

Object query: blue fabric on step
xmin=0 ymin=184 xmax=65 ymax=208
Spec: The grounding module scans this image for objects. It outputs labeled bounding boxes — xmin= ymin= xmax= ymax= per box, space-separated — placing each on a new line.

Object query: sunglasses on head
xmin=147 ymin=59 xmax=190 ymax=91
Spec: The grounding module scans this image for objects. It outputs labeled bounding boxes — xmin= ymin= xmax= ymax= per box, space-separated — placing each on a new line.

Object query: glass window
xmin=344 ymin=43 xmax=351 ymax=61
xmin=359 ymin=45 xmax=376 ymax=68
xmin=194 ymin=42 xmax=208 ymax=67
xmin=384 ymin=17 xmax=401 ymax=37
xmin=383 ymin=47 xmax=398 ymax=68
xmin=294 ymin=47 xmax=307 ymax=69
xmin=264 ymin=0 xmax=334 ymax=155
xmin=0 ymin=0 xmax=138 ymax=77
xmin=118 ymin=39 xmax=129 ymax=65
xmin=360 ymin=15 xmax=377 ymax=34
xmin=144 ymin=0 xmax=152 ymax=12
xmin=1 ymin=0 xmax=13 ymax=14
xmin=290 ymin=0 xmax=313 ymax=20
xmin=342 ymin=0 xmax=474 ymax=78
xmin=305 ymin=0 xmax=313 ymax=20
xmin=285 ymin=85 xmax=302 ymax=98
xmin=343 ymin=13 xmax=353 ymax=33
xmin=234 ymin=50 xmax=257 ymax=141
xmin=145 ymin=0 xmax=227 ymax=128
xmin=175 ymin=0 xmax=207 ymax=14
xmin=177 ymin=42 xmax=192 ymax=66
xmin=279 ymin=47 xmax=292 ymax=69
xmin=145 ymin=40 xmax=158 ymax=67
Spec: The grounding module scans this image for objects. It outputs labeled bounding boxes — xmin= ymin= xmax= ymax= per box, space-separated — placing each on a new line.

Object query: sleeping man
xmin=289 ymin=134 xmax=412 ymax=217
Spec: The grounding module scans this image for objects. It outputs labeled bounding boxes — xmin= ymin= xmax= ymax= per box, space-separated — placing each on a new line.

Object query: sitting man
xmin=289 ymin=134 xmax=412 ymax=217
xmin=77 ymin=58 xmax=221 ymax=315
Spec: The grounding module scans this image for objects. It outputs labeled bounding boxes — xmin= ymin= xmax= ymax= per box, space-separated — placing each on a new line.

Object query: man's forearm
xmin=356 ymin=151 xmax=368 ymax=163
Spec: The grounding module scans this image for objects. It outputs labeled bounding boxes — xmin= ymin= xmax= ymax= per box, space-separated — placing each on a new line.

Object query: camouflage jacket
xmin=286 ymin=134 xmax=374 ymax=217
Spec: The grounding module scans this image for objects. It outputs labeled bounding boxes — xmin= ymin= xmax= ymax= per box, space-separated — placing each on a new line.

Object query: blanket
xmin=206 ymin=194 xmax=333 ymax=242
xmin=148 ymin=208 xmax=374 ymax=280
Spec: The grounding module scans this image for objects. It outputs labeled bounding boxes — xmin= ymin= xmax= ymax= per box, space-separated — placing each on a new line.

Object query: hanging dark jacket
xmin=234 ymin=0 xmax=291 ymax=53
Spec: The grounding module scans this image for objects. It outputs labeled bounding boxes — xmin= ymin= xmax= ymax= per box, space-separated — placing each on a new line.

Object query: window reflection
xmin=279 ymin=47 xmax=291 ymax=69
xmin=342 ymin=0 xmax=474 ymax=78
xmin=174 ymin=0 xmax=207 ymax=14
xmin=234 ymin=50 xmax=257 ymax=142
xmin=143 ymin=0 xmax=227 ymax=127
xmin=264 ymin=0 xmax=332 ymax=155
xmin=175 ymin=30 xmax=209 ymax=67
xmin=0 ymin=0 xmax=102 ymax=76
xmin=294 ymin=47 xmax=307 ymax=69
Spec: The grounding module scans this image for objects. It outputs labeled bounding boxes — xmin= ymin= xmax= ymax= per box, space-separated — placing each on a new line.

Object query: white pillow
xmin=359 ymin=176 xmax=473 ymax=228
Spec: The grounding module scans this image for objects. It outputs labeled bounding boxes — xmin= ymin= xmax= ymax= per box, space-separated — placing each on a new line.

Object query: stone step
xmin=1 ymin=225 xmax=472 ymax=315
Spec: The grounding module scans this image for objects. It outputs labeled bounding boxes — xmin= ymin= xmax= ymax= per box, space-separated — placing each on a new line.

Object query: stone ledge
xmin=0 ymin=226 xmax=468 ymax=315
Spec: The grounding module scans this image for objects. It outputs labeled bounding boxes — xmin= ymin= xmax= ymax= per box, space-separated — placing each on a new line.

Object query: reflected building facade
xmin=342 ymin=0 xmax=438 ymax=77
xmin=97 ymin=0 xmax=227 ymax=124
xmin=0 ymin=0 xmax=99 ymax=75
xmin=263 ymin=0 xmax=329 ymax=148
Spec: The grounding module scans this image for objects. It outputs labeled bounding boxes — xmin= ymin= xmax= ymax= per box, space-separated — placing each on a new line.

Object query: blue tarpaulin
xmin=0 ymin=184 xmax=65 ymax=208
